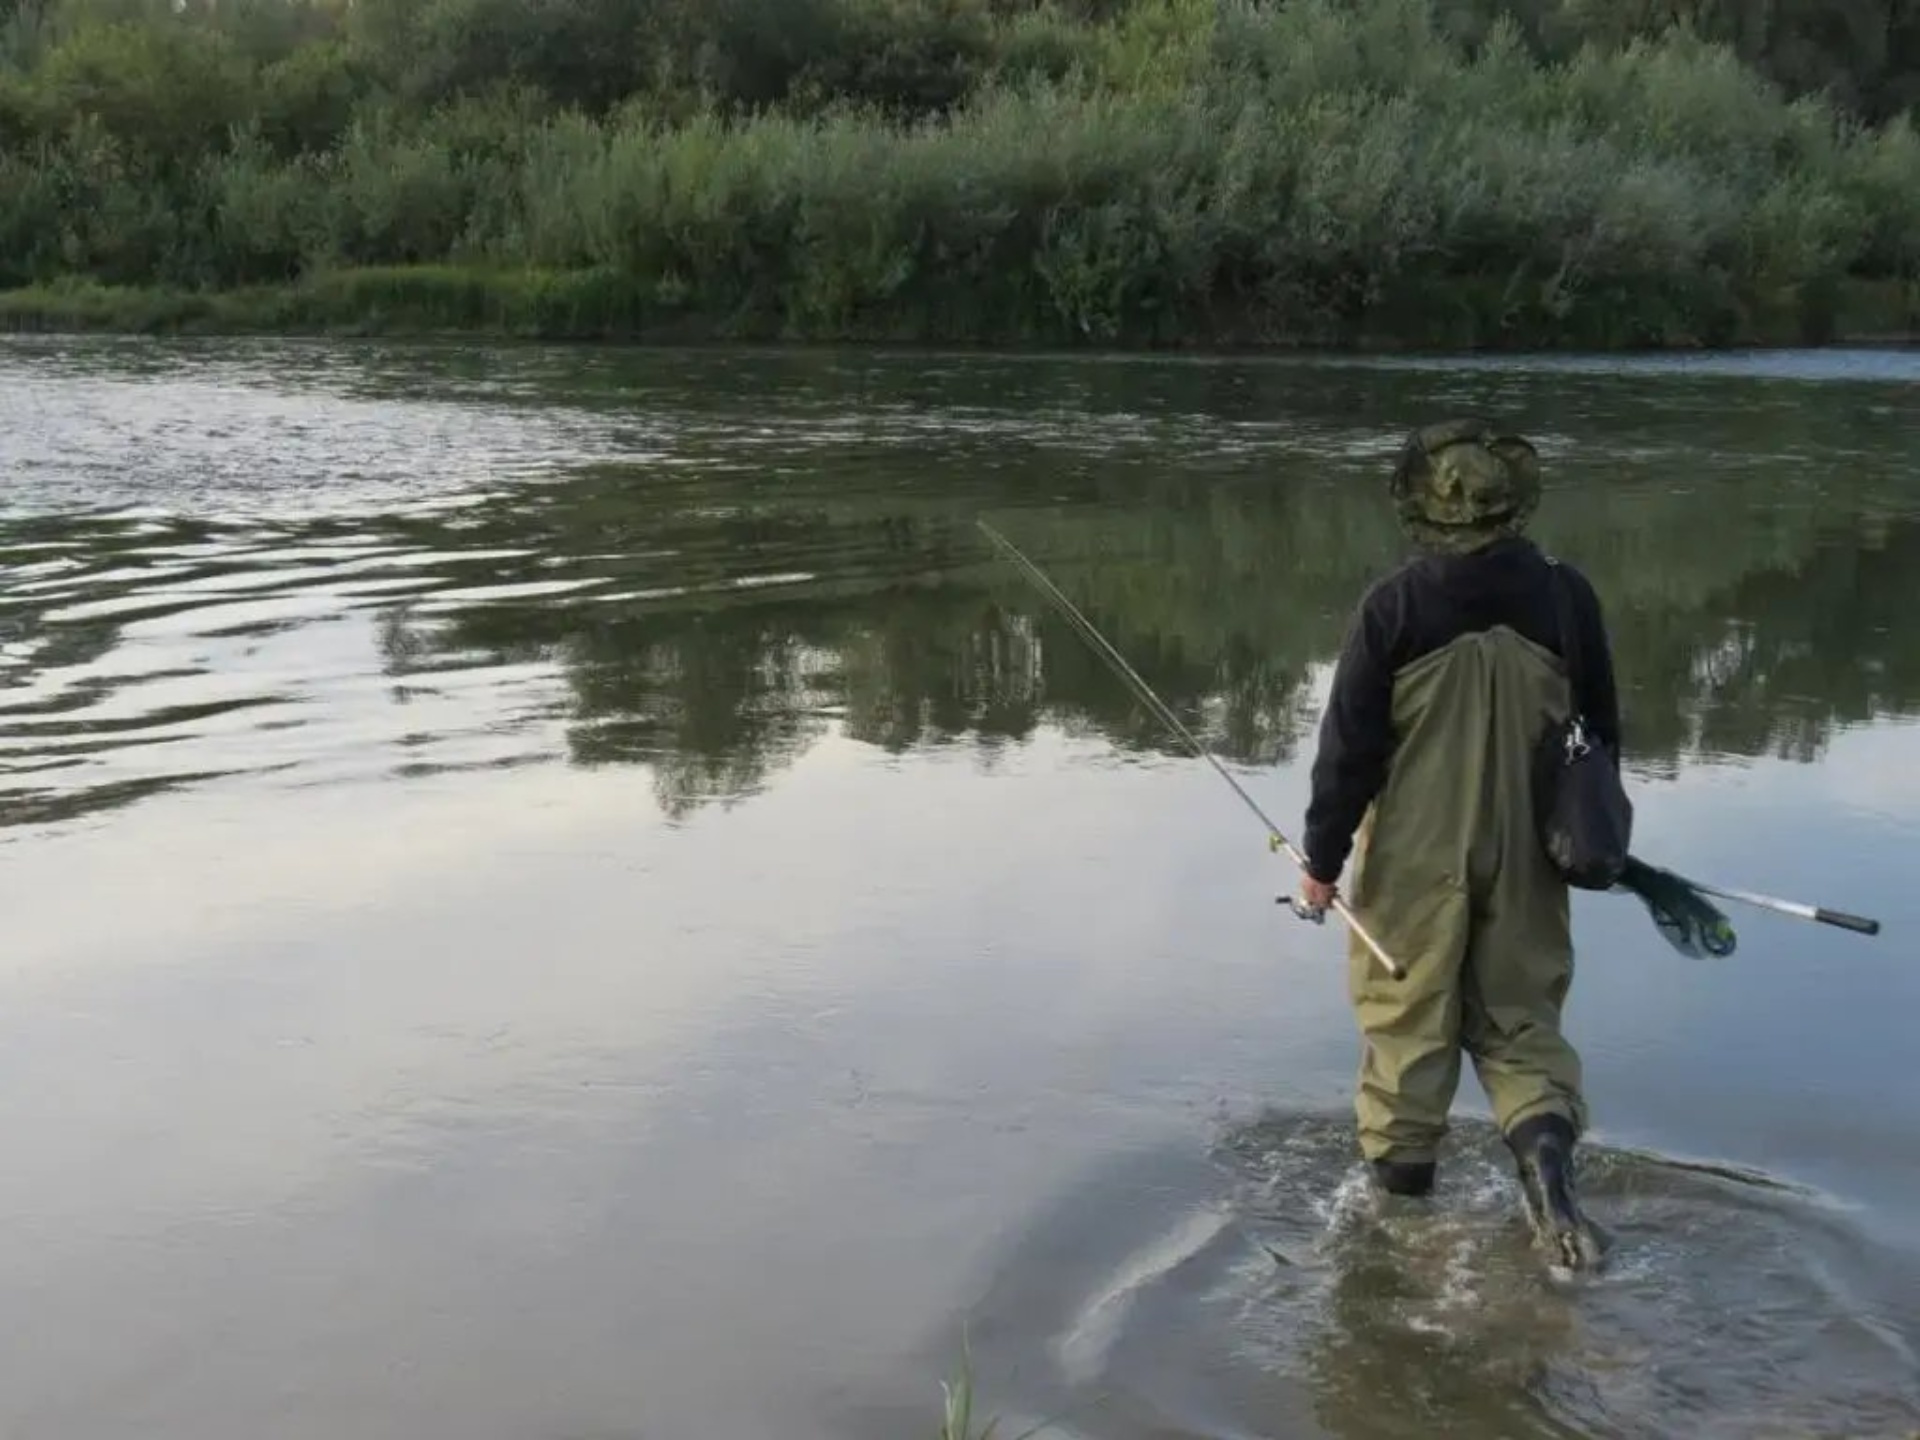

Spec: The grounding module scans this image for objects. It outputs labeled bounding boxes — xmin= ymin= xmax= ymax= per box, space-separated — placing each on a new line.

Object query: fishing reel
xmin=1279 ymin=894 xmax=1328 ymax=925
xmin=1269 ymin=832 xmax=1330 ymax=924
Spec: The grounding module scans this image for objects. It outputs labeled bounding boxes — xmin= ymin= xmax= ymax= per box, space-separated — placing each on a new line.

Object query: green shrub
xmin=3 ymin=0 xmax=1917 ymax=347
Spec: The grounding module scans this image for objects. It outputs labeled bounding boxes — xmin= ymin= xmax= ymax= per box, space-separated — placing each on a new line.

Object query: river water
xmin=3 ymin=337 xmax=1917 ymax=1440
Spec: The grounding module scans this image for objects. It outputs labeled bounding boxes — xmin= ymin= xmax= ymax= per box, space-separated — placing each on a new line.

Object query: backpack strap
xmin=1544 ymin=554 xmax=1589 ymax=729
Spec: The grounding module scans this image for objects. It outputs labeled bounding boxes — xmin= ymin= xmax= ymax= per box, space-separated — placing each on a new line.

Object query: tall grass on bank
xmin=3 ymin=0 xmax=1919 ymax=347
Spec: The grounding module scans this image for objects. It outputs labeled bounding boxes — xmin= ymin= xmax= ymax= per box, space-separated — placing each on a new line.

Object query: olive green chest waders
xmin=1343 ymin=624 xmax=1588 ymax=1168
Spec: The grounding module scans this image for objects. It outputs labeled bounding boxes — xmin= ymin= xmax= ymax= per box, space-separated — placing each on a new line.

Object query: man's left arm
xmin=1574 ymin=570 xmax=1623 ymax=761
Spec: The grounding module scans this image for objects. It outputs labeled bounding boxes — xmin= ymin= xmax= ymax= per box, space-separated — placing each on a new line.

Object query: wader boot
xmin=1369 ymin=1158 xmax=1436 ymax=1198
xmin=1506 ymin=1112 xmax=1606 ymax=1271
xmin=1343 ymin=625 xmax=1590 ymax=1193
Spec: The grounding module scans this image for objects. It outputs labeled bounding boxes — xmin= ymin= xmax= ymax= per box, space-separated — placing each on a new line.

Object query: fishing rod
xmin=975 ymin=519 xmax=1407 ymax=982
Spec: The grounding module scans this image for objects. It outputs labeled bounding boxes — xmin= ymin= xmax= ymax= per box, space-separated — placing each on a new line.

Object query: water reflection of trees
xmin=383 ymin=433 xmax=1920 ymax=818
xmin=12 ymin=351 xmax=1914 ymax=832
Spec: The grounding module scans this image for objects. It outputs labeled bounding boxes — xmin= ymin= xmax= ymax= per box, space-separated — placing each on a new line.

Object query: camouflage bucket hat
xmin=1389 ymin=418 xmax=1541 ymax=554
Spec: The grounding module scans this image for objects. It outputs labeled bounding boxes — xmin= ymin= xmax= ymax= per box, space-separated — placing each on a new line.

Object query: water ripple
xmin=7 ymin=337 xmax=1920 ymax=838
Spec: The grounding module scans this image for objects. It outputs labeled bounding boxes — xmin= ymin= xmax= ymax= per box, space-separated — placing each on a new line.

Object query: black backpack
xmin=1534 ymin=557 xmax=1633 ymax=890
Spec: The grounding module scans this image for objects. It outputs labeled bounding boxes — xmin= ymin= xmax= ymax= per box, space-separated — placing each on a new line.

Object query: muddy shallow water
xmin=4 ymin=338 xmax=1918 ymax=1439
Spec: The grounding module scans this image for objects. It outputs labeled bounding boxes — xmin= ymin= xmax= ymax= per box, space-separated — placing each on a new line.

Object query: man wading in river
xmin=1298 ymin=419 xmax=1619 ymax=1271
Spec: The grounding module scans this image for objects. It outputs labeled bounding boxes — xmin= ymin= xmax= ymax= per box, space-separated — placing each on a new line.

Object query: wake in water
xmin=953 ymin=1111 xmax=1920 ymax=1440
